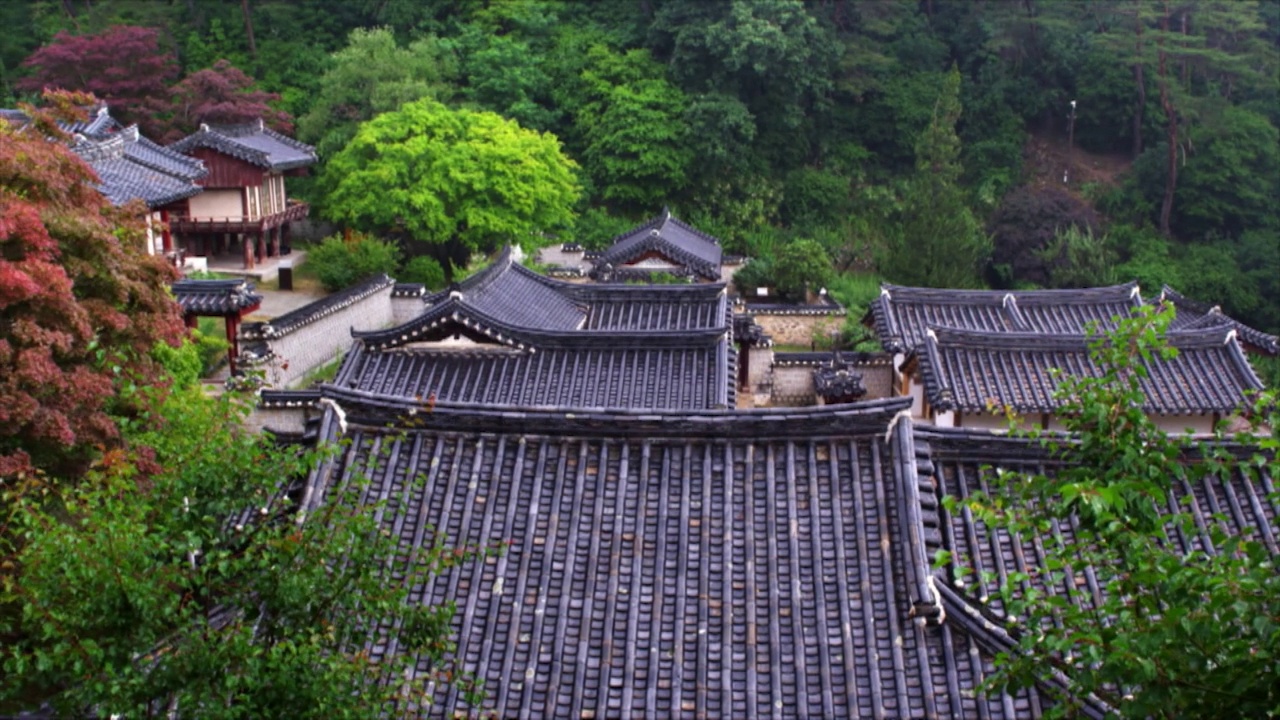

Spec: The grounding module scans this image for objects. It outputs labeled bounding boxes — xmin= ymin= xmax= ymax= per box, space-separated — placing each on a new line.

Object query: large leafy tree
xmin=0 ymin=96 xmax=185 ymax=479
xmin=955 ymin=306 xmax=1280 ymax=717
xmin=16 ymin=26 xmax=178 ymax=138
xmin=324 ymin=98 xmax=580 ymax=273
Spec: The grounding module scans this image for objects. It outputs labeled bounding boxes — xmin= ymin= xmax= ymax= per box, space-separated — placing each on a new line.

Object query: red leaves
xmin=167 ymin=59 xmax=293 ymax=140
xmin=18 ymin=26 xmax=178 ymax=138
xmin=0 ymin=99 xmax=184 ymax=479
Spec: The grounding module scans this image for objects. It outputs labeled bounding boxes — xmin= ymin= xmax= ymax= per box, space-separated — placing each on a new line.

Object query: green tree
xmin=772 ymin=238 xmax=834 ymax=302
xmin=324 ymin=98 xmax=581 ymax=274
xmin=876 ymin=66 xmax=990 ymax=288
xmin=303 ymin=234 xmax=401 ymax=292
xmin=1 ymin=385 xmax=492 ymax=717
xmin=297 ymin=27 xmax=456 ymax=163
xmin=953 ymin=305 xmax=1280 ymax=718
xmin=572 ymin=46 xmax=692 ymax=214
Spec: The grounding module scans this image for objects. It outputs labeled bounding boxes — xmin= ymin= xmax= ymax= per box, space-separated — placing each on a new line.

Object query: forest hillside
xmin=4 ymin=0 xmax=1277 ymax=364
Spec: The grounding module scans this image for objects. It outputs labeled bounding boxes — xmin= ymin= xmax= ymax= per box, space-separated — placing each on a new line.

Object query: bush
xmin=732 ymin=256 xmax=774 ymax=296
xmin=304 ymin=234 xmax=401 ymax=292
xmin=988 ymin=185 xmax=1101 ymax=287
xmin=399 ymin=255 xmax=446 ymax=290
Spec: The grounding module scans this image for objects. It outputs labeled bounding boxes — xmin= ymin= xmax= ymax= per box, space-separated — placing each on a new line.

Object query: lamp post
xmin=1065 ymin=99 xmax=1077 ymax=185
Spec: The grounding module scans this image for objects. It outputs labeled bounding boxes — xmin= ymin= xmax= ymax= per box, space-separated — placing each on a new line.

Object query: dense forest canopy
xmin=4 ymin=0 xmax=1277 ymax=345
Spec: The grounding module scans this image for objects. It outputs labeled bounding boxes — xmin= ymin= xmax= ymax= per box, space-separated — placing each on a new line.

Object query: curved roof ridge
xmin=924 ymin=324 xmax=1242 ymax=350
xmin=317 ymin=384 xmax=913 ymax=437
xmin=879 ymin=281 xmax=1141 ymax=305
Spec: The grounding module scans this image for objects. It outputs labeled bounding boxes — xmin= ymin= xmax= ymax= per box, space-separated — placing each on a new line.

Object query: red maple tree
xmin=17 ymin=26 xmax=178 ymax=138
xmin=0 ymin=93 xmax=186 ymax=479
xmin=167 ymin=59 xmax=293 ymax=140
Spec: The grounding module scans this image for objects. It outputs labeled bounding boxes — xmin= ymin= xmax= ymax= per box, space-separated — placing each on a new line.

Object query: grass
xmin=294 ymin=351 xmax=344 ymax=388
xmin=827 ymin=272 xmax=883 ymax=311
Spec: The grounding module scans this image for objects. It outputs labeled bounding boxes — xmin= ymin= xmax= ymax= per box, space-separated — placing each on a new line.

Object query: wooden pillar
xmin=226 ymin=314 xmax=240 ymax=375
xmin=242 ymin=234 xmax=254 ymax=269
xmin=282 ymin=223 xmax=292 ymax=254
xmin=256 ymin=232 xmax=266 ymax=262
xmin=270 ymin=225 xmax=281 ymax=258
xmin=160 ymin=210 xmax=173 ymax=253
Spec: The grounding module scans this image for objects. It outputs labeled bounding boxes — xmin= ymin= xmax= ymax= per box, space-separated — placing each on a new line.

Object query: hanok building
xmin=1 ymin=105 xmax=206 ymax=259
xmin=167 ymin=119 xmax=316 ymax=269
xmin=71 ymin=126 xmax=207 ymax=257
xmin=251 ymin=258 xmax=1278 ymax=718
xmin=869 ymin=282 xmax=1275 ymax=432
xmin=335 ymin=248 xmax=737 ymax=410
xmin=537 ymin=210 xmax=743 ymax=284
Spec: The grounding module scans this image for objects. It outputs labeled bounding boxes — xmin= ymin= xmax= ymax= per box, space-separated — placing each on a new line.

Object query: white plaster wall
xmin=391 ymin=296 xmax=426 ymax=325
xmin=188 ymin=189 xmax=244 ymax=219
xmin=908 ymin=378 xmax=926 ymax=418
xmin=746 ymin=347 xmax=773 ymax=392
xmin=243 ymin=406 xmax=313 ymax=435
xmin=255 ymin=287 xmax=396 ymax=388
xmin=933 ymin=410 xmax=956 ymax=428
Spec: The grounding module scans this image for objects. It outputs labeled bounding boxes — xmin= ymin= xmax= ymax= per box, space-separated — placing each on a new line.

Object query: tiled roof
xmin=242 ymin=274 xmax=394 ymax=339
xmin=72 ymin=127 xmax=205 ymax=208
xmin=594 ymin=210 xmax=723 ymax=281
xmin=296 ymin=394 xmax=1040 ymax=718
xmin=335 ymin=339 xmax=732 ymax=410
xmin=917 ymin=428 xmax=1279 ymax=717
xmin=1 ymin=104 xmax=120 ymax=135
xmin=171 ymin=278 xmax=262 ymax=316
xmin=913 ymin=326 xmax=1265 ymax=415
xmin=345 ymin=251 xmax=735 ymax=411
xmin=1160 ymin=285 xmax=1279 ymax=356
xmin=169 ymin=118 xmax=316 ymax=171
xmin=870 ymin=283 xmax=1143 ymax=353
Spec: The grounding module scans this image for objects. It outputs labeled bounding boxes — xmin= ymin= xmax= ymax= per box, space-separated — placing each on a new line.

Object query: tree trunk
xmin=1157 ymin=4 xmax=1177 ymax=237
xmin=241 ymin=0 xmax=257 ymax=59
xmin=1132 ymin=11 xmax=1144 ymax=159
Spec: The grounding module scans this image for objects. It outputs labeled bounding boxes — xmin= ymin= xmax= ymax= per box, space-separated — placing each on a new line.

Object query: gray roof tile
xmin=913 ymin=326 xmax=1266 ymax=415
xmin=169 ymin=118 xmax=316 ymax=171
xmin=298 ymin=396 xmax=1037 ymax=718
xmin=594 ymin=211 xmax=724 ymax=281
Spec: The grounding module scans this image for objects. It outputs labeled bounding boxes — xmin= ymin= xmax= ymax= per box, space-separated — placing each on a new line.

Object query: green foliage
xmin=1036 ymin=226 xmax=1118 ymax=289
xmin=324 ymin=98 xmax=581 ymax=274
xmin=1 ymin=386 xmax=494 ymax=716
xmin=298 ymin=27 xmax=456 ymax=163
xmin=876 ymin=67 xmax=990 ymax=288
xmin=1173 ymin=106 xmax=1280 ymax=240
xmin=398 ymin=255 xmax=446 ymax=291
xmin=574 ymin=48 xmax=693 ymax=214
xmin=989 ymin=185 xmax=1103 ymax=287
xmin=780 ymin=167 xmax=852 ymax=232
xmin=952 ymin=306 xmax=1280 ymax=718
xmin=304 ymin=234 xmax=401 ymax=292
xmin=150 ymin=337 xmax=203 ymax=390
xmin=569 ymin=208 xmax=639 ymax=251
xmin=772 ymin=238 xmax=834 ymax=302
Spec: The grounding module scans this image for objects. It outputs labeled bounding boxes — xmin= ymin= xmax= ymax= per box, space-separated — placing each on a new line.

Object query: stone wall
xmin=771 ymin=364 xmax=817 ymax=406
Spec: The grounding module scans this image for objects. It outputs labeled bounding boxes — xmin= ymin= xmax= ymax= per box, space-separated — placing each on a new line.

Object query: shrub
xmin=304 ymin=234 xmax=401 ymax=291
xmin=988 ymin=185 xmax=1101 ymax=287
xmin=399 ymin=256 xmax=446 ymax=290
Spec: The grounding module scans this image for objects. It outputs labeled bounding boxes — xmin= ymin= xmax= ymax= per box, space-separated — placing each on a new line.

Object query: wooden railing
xmin=169 ymin=200 xmax=308 ymax=234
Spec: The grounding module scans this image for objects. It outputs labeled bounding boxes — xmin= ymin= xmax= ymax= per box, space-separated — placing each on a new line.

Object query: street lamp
xmin=1065 ymin=99 xmax=1077 ymax=185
